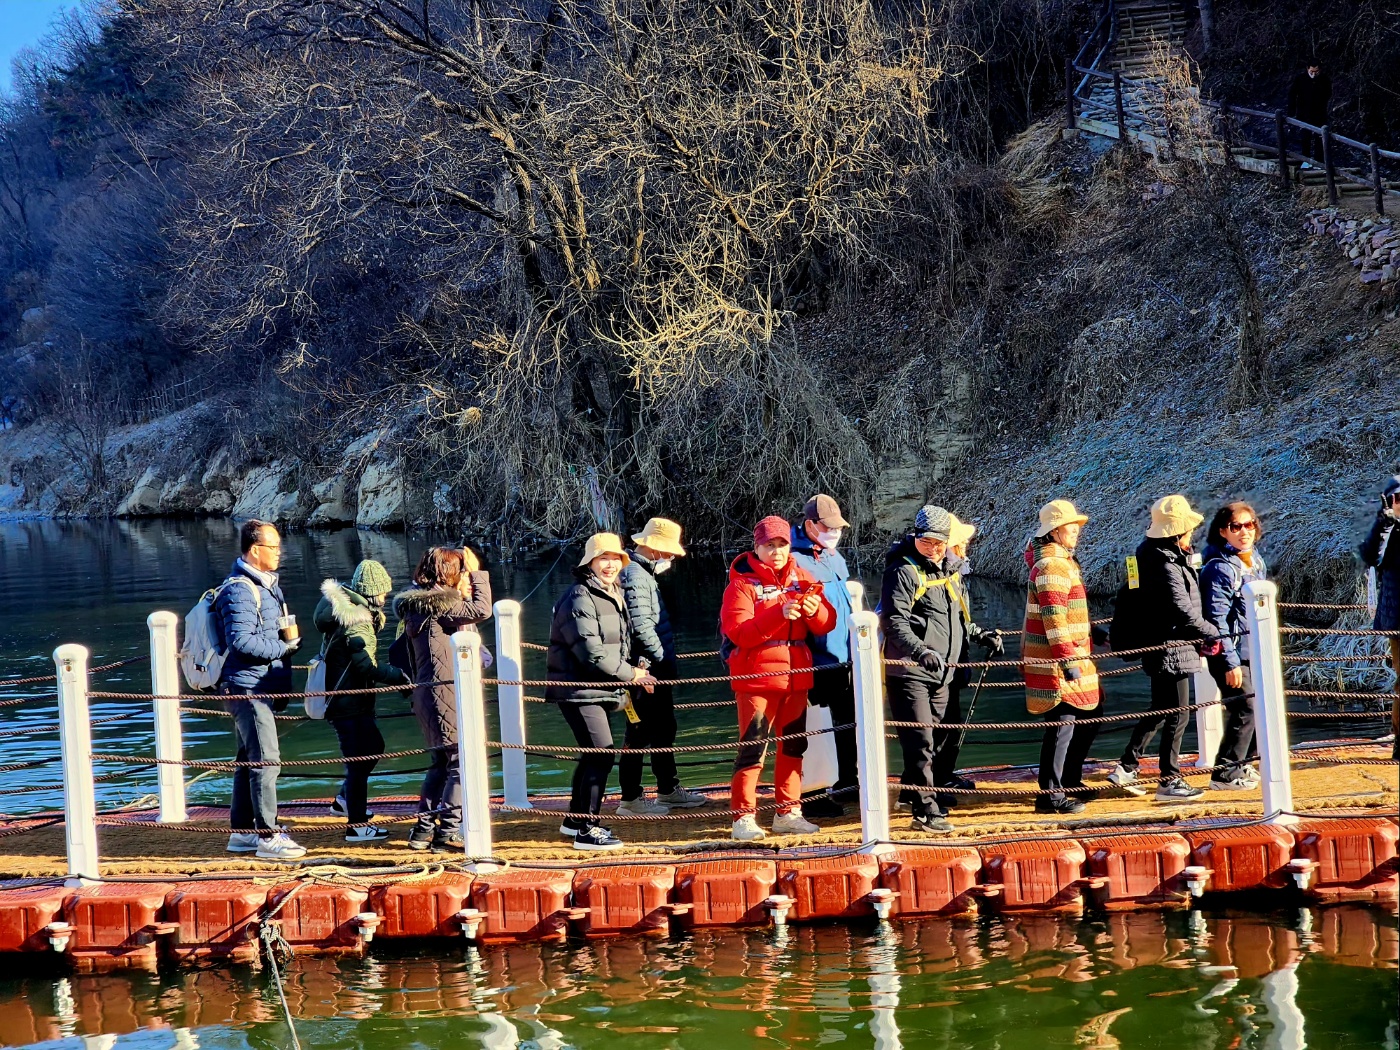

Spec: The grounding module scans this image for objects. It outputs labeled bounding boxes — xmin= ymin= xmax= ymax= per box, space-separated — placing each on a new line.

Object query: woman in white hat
xmin=547 ymin=533 xmax=657 ymax=850
xmin=1107 ymin=495 xmax=1220 ymax=802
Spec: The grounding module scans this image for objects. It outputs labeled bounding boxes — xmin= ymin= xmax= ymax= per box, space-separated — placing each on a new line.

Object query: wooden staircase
xmin=1065 ymin=0 xmax=1399 ymax=215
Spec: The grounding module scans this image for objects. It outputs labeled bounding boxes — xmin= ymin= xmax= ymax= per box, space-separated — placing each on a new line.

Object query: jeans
xmin=559 ymin=701 xmax=617 ymax=824
xmin=1038 ymin=703 xmax=1099 ymax=801
xmin=808 ymin=665 xmax=858 ymax=796
xmin=331 ymin=715 xmax=384 ymax=823
xmin=1120 ymin=671 xmax=1192 ymax=781
xmin=730 ymin=690 xmax=808 ymax=816
xmin=619 ymin=682 xmax=680 ymax=800
xmin=414 ymin=696 xmax=461 ymax=832
xmin=1208 ymin=662 xmax=1255 ymax=782
xmin=224 ymin=690 xmax=281 ymax=833
xmin=888 ymin=676 xmax=960 ymax=818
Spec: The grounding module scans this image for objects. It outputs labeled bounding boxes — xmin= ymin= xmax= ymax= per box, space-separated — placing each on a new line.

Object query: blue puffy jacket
xmin=620 ymin=551 xmax=675 ymax=671
xmin=214 ymin=559 xmax=294 ymax=692
xmin=1199 ymin=543 xmax=1269 ymax=670
xmin=1359 ymin=477 xmax=1400 ymax=632
xmin=791 ymin=525 xmax=852 ymax=665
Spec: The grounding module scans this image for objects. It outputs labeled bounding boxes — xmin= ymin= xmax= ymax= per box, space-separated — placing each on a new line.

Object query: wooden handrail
xmin=1071 ymin=1 xmax=1116 ymax=70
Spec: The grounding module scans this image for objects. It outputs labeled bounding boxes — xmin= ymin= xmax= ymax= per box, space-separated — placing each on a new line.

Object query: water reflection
xmin=0 ymin=906 xmax=1392 ymax=1049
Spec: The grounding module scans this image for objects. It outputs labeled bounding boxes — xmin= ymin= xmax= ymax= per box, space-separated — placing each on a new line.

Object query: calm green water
xmin=0 ymin=519 xmax=1379 ymax=814
xmin=0 ymin=906 xmax=1394 ymax=1048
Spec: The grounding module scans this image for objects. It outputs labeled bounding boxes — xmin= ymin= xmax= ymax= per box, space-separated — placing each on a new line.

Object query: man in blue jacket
xmin=1359 ymin=475 xmax=1400 ymax=761
xmin=217 ymin=519 xmax=305 ymax=860
xmin=791 ymin=494 xmax=858 ymax=817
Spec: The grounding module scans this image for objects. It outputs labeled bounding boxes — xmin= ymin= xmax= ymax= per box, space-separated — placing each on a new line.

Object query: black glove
xmin=978 ymin=630 xmax=1004 ymax=656
xmin=271 ymin=696 xmax=290 ymax=713
xmin=1091 ymin=624 xmax=1110 ymax=647
xmin=1063 ymin=664 xmax=1082 ymax=682
xmin=918 ymin=649 xmax=946 ymax=675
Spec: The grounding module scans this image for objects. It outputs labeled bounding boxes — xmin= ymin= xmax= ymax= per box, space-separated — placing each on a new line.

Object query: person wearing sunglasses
xmin=1200 ymin=502 xmax=1268 ymax=789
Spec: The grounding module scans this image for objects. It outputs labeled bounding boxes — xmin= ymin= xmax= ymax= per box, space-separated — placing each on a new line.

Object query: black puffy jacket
xmin=547 ymin=569 xmax=639 ymax=704
xmin=1135 ymin=537 xmax=1219 ymax=676
xmin=879 ymin=536 xmax=981 ymax=687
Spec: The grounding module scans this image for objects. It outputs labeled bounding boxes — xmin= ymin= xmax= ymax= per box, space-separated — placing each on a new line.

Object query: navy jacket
xmin=791 ymin=525 xmax=852 ymax=666
xmin=214 ymin=559 xmax=293 ymax=693
xmin=1360 ymin=486 xmax=1400 ymax=632
xmin=620 ymin=552 xmax=675 ymax=672
xmin=1199 ymin=543 xmax=1268 ymax=670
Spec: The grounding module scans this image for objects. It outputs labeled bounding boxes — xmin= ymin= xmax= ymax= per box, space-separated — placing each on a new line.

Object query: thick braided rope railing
xmin=1281 ymin=626 xmax=1400 ymax=637
xmin=1285 ymin=689 xmax=1397 ymax=701
xmin=1283 ymin=654 xmax=1391 ymax=663
xmin=883 ymin=695 xmax=1233 ymax=732
xmin=0 ymin=654 xmax=149 ymax=689
xmin=1278 ymin=602 xmax=1375 ymax=611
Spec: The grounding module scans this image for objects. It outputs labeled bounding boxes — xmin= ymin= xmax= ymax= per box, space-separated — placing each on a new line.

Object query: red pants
xmin=729 ymin=691 xmax=808 ymax=816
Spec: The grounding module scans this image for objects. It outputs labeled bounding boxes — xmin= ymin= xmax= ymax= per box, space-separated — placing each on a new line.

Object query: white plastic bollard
xmin=54 ymin=644 xmax=100 ymax=883
xmin=451 ymin=628 xmax=498 ymax=869
xmin=850 ymin=610 xmax=892 ymax=852
xmin=493 ymin=599 xmax=532 ymax=809
xmin=1192 ymin=667 xmax=1224 ymax=770
xmin=147 ymin=611 xmax=187 ymax=823
xmin=845 ymin=580 xmax=865 ymax=613
xmin=1243 ymin=580 xmax=1295 ymax=825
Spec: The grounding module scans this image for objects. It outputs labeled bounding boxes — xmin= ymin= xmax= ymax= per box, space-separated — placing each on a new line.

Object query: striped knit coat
xmin=1022 ymin=540 xmax=1100 ymax=714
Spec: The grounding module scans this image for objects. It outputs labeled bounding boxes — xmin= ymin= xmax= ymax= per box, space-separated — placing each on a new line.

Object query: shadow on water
xmin=0 ymin=905 xmax=1393 ymax=1049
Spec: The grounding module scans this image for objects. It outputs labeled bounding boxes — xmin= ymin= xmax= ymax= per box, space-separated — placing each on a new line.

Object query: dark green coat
xmin=313 ymin=580 xmax=407 ymax=720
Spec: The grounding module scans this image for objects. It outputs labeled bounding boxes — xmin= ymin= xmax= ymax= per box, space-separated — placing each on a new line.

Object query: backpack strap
xmin=903 ymin=558 xmax=971 ymax=621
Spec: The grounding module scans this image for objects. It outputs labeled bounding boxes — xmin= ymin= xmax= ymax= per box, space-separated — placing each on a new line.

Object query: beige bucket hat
xmin=1145 ymin=494 xmax=1204 ymax=538
xmin=578 ymin=532 xmax=631 ymax=568
xmin=949 ymin=514 xmax=977 ymax=548
xmin=631 ymin=517 xmax=686 ymax=558
xmin=1035 ymin=499 xmax=1089 ymax=538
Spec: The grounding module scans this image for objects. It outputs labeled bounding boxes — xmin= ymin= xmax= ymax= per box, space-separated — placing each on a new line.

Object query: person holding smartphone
xmin=1359 ymin=476 xmax=1400 ymax=760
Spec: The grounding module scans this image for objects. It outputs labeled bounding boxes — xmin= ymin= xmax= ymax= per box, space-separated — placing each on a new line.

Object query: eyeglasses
xmin=1224 ymin=520 xmax=1257 ymax=532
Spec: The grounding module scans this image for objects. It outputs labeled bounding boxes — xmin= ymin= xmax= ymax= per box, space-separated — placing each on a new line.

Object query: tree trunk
xmin=1199 ymin=0 xmax=1216 ymax=54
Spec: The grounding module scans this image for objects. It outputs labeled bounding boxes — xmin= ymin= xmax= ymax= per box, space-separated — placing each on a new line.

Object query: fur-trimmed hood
xmin=393 ymin=585 xmax=467 ymax=619
xmin=320 ymin=579 xmax=379 ymax=630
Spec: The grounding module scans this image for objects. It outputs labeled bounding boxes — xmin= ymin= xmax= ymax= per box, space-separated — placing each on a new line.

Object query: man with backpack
xmin=218 ymin=520 xmax=306 ymax=860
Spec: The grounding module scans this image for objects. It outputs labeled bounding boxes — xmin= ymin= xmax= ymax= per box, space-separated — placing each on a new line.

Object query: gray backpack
xmin=180 ymin=577 xmax=259 ymax=690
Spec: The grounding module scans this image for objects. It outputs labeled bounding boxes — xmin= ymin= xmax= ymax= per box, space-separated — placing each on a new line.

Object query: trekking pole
xmin=955 ymin=666 xmax=990 ymax=755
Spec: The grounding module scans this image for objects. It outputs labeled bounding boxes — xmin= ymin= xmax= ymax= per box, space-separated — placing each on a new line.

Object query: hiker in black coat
xmin=1108 ymin=497 xmax=1219 ymax=802
xmin=1288 ymin=62 xmax=1332 ymax=164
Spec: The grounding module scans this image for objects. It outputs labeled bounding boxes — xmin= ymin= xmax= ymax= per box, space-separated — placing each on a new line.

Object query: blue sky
xmin=1 ymin=1 xmax=80 ymax=94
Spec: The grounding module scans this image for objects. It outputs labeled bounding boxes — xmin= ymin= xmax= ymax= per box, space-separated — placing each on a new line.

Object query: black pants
xmin=1120 ymin=671 xmax=1192 ymax=781
xmin=331 ymin=715 xmax=383 ymax=824
xmin=1300 ymin=127 xmax=1324 ymax=162
xmin=1208 ymin=661 xmax=1255 ymax=782
xmin=1038 ymin=703 xmax=1099 ymax=801
xmin=888 ymin=676 xmax=959 ymax=819
xmin=807 ymin=665 xmax=858 ymax=797
xmin=413 ymin=697 xmax=461 ymax=833
xmin=619 ymin=683 xmax=680 ymax=800
xmin=560 ymin=701 xmax=616 ymax=825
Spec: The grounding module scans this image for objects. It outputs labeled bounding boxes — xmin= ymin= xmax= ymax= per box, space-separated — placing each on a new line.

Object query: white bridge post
xmin=148 ymin=612 xmax=187 ymax=823
xmin=850 ymin=610 xmax=892 ymax=852
xmin=845 ymin=580 xmax=865 ymax=613
xmin=452 ymin=628 xmax=498 ymax=869
xmin=54 ymin=644 xmax=100 ymax=883
xmin=493 ymin=600 xmax=531 ymax=809
xmin=1244 ymin=581 xmax=1295 ymax=824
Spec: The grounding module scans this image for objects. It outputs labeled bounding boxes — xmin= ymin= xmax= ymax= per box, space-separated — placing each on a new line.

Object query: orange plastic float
xmin=1185 ymin=824 xmax=1295 ymax=893
xmin=164 ymin=880 xmax=266 ymax=965
xmin=877 ymin=846 xmax=981 ymax=918
xmin=468 ymin=868 xmax=573 ymax=944
xmin=1292 ymin=817 xmax=1399 ymax=900
xmin=674 ymin=859 xmax=778 ymax=928
xmin=63 ymin=882 xmax=175 ymax=971
xmin=776 ymin=853 xmax=882 ymax=922
xmin=0 ymin=884 xmax=70 ymax=954
xmin=979 ymin=840 xmax=1088 ymax=913
xmin=1084 ymin=833 xmax=1191 ymax=910
xmin=572 ymin=864 xmax=676 ymax=938
xmin=370 ymin=872 xmax=475 ymax=938
xmin=265 ymin=882 xmax=372 ymax=955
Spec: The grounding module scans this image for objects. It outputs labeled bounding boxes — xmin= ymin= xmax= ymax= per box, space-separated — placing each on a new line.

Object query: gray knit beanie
xmin=349 ymin=559 xmax=394 ymax=598
xmin=913 ymin=505 xmax=952 ymax=541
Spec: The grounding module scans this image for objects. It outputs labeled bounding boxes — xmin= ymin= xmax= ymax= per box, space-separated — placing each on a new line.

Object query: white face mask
xmin=653 ymin=558 xmax=673 ymax=575
xmin=816 ymin=527 xmax=842 ymax=550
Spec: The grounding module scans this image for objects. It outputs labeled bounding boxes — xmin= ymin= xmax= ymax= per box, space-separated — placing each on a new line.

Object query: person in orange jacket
xmin=720 ymin=515 xmax=837 ymax=841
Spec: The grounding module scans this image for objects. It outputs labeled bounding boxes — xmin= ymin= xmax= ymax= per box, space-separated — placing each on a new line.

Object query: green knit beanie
xmin=349 ymin=559 xmax=393 ymax=598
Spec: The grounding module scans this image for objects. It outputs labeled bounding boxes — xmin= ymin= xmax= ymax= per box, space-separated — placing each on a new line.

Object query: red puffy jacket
xmin=720 ymin=551 xmax=836 ymax=698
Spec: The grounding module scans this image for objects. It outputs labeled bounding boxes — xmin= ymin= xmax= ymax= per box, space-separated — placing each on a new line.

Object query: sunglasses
xmin=1224 ymin=520 xmax=1257 ymax=532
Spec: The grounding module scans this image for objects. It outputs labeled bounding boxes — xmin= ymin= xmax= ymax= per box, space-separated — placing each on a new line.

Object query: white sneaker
xmin=731 ymin=815 xmax=766 ymax=841
xmin=256 ymin=833 xmax=308 ymax=861
xmin=772 ymin=811 xmax=821 ymax=836
xmin=656 ymin=786 xmax=711 ymax=809
xmin=1209 ymin=777 xmax=1252 ymax=791
xmin=227 ymin=832 xmax=259 ymax=853
xmin=616 ymin=797 xmax=671 ymax=815
xmin=344 ymin=825 xmax=390 ymax=842
xmin=1107 ymin=764 xmax=1148 ymax=796
xmin=1241 ymin=766 xmax=1261 ymax=786
xmin=331 ymin=795 xmax=348 ymax=817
